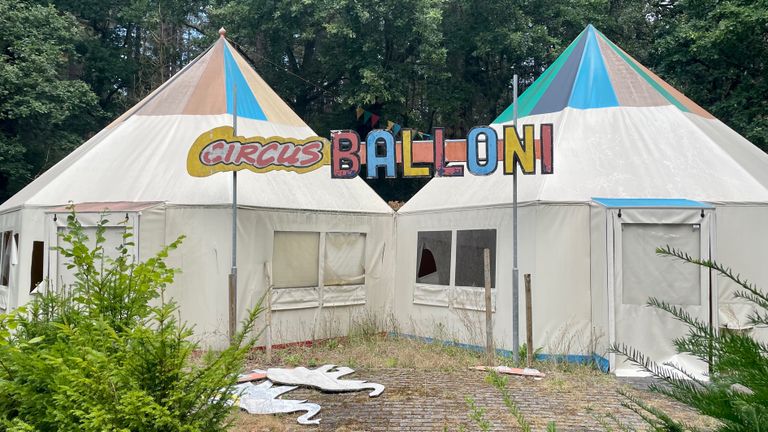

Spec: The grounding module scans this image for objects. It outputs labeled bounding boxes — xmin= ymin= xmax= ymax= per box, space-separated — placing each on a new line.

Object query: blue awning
xmin=592 ymin=198 xmax=714 ymax=209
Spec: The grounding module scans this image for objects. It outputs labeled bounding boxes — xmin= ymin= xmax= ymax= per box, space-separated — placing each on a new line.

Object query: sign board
xmin=187 ymin=125 xmax=554 ymax=178
xmin=187 ymin=126 xmax=331 ymax=177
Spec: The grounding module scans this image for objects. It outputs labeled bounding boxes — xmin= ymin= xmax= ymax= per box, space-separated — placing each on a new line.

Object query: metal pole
xmin=512 ymin=74 xmax=520 ymax=363
xmin=228 ymin=84 xmax=238 ymax=344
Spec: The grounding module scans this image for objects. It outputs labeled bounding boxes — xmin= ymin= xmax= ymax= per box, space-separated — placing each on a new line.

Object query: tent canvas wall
xmin=0 ymin=33 xmax=395 ymax=348
xmin=395 ymin=25 xmax=768 ymax=374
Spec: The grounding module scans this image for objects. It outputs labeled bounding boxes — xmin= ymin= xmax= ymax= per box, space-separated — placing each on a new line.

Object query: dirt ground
xmin=230 ymin=336 xmax=716 ymax=431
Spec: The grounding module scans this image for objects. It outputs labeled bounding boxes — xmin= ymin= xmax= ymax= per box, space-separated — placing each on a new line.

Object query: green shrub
xmin=613 ymin=246 xmax=768 ymax=431
xmin=0 ymin=212 xmax=262 ymax=431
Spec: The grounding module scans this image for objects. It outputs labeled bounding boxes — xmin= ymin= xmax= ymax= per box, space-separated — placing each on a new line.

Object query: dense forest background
xmin=1 ymin=0 xmax=766 ymax=202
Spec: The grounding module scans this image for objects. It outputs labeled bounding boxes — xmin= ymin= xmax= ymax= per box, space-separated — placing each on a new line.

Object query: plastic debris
xmin=252 ymin=364 xmax=385 ymax=397
xmin=233 ymin=381 xmax=322 ymax=425
xmin=470 ymin=365 xmax=546 ymax=379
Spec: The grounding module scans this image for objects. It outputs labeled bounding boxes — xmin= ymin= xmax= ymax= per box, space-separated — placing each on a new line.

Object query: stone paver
xmin=234 ymin=368 xmax=713 ymax=431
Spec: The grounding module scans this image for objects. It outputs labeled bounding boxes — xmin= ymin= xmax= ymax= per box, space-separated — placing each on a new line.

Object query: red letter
xmin=235 ymin=143 xmax=259 ymax=165
xmin=331 ymin=131 xmax=361 ymax=179
xmin=300 ymin=141 xmax=323 ymax=167
xmin=256 ymin=142 xmax=278 ymax=167
xmin=433 ymin=128 xmax=463 ymax=177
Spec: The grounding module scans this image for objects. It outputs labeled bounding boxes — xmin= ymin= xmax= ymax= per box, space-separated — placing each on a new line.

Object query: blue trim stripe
xmin=592 ymin=198 xmax=714 ymax=209
xmin=568 ymin=26 xmax=619 ymax=109
xmin=393 ymin=333 xmax=609 ymax=372
xmin=223 ymin=44 xmax=267 ymax=121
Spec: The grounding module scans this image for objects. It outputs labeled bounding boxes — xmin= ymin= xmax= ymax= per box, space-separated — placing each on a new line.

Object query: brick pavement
xmin=233 ymin=368 xmax=714 ymax=431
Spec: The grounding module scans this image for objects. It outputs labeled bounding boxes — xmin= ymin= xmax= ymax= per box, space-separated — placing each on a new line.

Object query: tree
xmin=0 ymin=212 xmax=262 ymax=430
xmin=651 ymin=0 xmax=768 ymax=151
xmin=0 ymin=0 xmax=99 ymax=202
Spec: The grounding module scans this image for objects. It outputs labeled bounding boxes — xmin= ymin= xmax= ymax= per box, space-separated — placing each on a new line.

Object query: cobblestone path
xmin=234 ymin=368 xmax=714 ymax=431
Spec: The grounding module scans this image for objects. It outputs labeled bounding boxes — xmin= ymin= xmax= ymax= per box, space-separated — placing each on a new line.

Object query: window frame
xmin=0 ymin=230 xmax=13 ymax=288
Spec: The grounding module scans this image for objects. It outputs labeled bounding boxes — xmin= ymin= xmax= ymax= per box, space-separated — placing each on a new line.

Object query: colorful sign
xmin=187 ymin=126 xmax=331 ymax=177
xmin=330 ymin=125 xmax=553 ymax=179
xmin=187 ymin=124 xmax=553 ymax=178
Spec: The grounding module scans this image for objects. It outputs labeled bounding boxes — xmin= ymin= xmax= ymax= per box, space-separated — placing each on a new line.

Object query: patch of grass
xmin=247 ymin=333 xmax=489 ymax=371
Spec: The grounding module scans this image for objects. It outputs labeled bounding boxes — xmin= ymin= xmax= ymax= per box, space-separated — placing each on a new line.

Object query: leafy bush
xmin=613 ymin=246 xmax=768 ymax=431
xmin=0 ymin=212 xmax=262 ymax=431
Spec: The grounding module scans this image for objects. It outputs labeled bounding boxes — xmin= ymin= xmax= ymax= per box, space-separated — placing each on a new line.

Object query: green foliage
xmin=0 ymin=212 xmax=262 ymax=431
xmin=651 ymin=0 xmax=768 ymax=152
xmin=613 ymin=246 xmax=768 ymax=431
xmin=0 ymin=0 xmax=100 ymax=201
xmin=465 ymin=396 xmax=492 ymax=432
xmin=486 ymin=371 xmax=532 ymax=432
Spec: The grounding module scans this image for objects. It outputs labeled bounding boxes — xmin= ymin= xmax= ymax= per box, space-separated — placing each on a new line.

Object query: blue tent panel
xmin=592 ymin=198 xmax=714 ymax=209
xmin=223 ymin=44 xmax=267 ymax=121
xmin=568 ymin=26 xmax=619 ymax=109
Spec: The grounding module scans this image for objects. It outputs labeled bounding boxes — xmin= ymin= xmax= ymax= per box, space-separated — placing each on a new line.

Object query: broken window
xmin=455 ymin=229 xmax=497 ymax=288
xmin=324 ymin=233 xmax=366 ymax=286
xmin=30 ymin=241 xmax=45 ymax=293
xmin=416 ymin=231 xmax=451 ymax=285
xmin=272 ymin=231 xmax=320 ymax=288
xmin=0 ymin=231 xmax=12 ymax=287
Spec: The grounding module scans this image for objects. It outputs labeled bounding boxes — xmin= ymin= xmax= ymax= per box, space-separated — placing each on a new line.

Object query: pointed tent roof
xmin=1 ymin=33 xmax=392 ymax=214
xmin=494 ymin=24 xmax=713 ymax=122
xmin=401 ymin=25 xmax=768 ymax=213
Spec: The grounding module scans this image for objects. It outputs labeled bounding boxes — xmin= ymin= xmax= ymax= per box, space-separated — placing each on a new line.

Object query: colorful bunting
xmin=353 ymin=107 xmax=415 ymax=138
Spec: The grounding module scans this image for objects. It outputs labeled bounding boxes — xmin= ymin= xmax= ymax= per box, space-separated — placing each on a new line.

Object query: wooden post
xmin=266 ymin=286 xmax=273 ymax=363
xmin=484 ymin=248 xmax=493 ymax=365
xmin=524 ymin=273 xmax=533 ymax=367
xmin=228 ymin=273 xmax=237 ymax=344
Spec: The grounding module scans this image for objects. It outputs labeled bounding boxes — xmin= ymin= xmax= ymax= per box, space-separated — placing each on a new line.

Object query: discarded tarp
xmin=252 ymin=364 xmax=385 ymax=397
xmin=232 ymin=381 xmax=322 ymax=425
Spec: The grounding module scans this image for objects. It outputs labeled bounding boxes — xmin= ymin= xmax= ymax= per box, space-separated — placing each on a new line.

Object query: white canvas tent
xmin=0 ymin=33 xmax=395 ymax=348
xmin=394 ymin=25 xmax=768 ymax=374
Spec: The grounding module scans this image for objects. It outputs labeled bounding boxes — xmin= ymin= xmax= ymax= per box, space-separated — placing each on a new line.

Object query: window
xmin=622 ymin=224 xmax=701 ymax=305
xmin=455 ymin=229 xmax=497 ymax=288
xmin=0 ymin=231 xmax=12 ymax=287
xmin=324 ymin=233 xmax=366 ymax=286
xmin=416 ymin=231 xmax=451 ymax=285
xmin=272 ymin=231 xmax=320 ymax=288
xmin=30 ymin=241 xmax=45 ymax=293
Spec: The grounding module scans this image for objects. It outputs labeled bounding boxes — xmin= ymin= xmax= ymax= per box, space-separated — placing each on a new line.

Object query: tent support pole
xmin=512 ymin=74 xmax=520 ymax=363
xmin=228 ymin=84 xmax=238 ymax=344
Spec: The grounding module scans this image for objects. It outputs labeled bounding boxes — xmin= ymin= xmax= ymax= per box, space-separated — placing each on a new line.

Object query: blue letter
xmin=365 ymin=130 xmax=396 ymax=179
xmin=467 ymin=126 xmax=498 ymax=175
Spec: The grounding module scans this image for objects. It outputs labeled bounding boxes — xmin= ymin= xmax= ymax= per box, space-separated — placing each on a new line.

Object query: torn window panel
xmin=455 ymin=229 xmax=497 ymax=288
xmin=324 ymin=233 xmax=366 ymax=286
xmin=416 ymin=231 xmax=451 ymax=285
xmin=30 ymin=241 xmax=45 ymax=293
xmin=0 ymin=231 xmax=11 ymax=287
xmin=273 ymin=231 xmax=320 ymax=288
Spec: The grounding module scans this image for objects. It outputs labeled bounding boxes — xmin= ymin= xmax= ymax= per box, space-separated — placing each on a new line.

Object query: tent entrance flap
xmin=598 ymin=202 xmax=715 ymax=378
